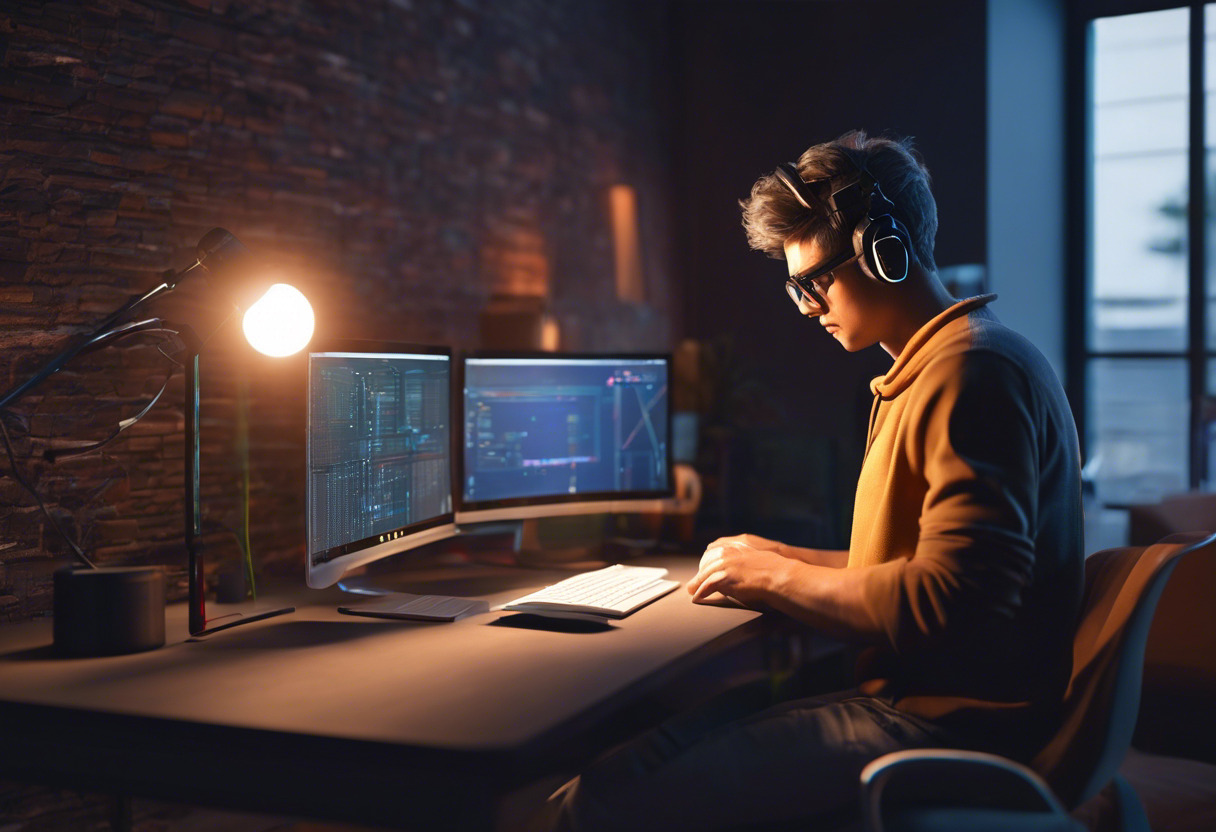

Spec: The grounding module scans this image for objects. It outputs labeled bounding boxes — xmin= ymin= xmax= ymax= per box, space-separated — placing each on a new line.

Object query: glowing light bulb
xmin=242 ymin=283 xmax=315 ymax=357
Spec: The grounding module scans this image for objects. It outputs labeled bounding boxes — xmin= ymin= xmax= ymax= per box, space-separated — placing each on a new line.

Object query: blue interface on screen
xmin=462 ymin=356 xmax=669 ymax=504
xmin=308 ymin=351 xmax=451 ymax=566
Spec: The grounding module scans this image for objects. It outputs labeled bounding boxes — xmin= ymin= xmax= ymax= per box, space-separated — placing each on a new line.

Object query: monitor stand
xmin=334 ymin=519 xmax=613 ymax=603
xmin=335 ymin=523 xmax=539 ymax=599
xmin=512 ymin=516 xmax=611 ymax=571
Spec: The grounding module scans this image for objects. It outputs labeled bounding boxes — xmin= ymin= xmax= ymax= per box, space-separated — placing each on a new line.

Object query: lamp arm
xmin=0 ymin=262 xmax=204 ymax=413
xmin=79 ymin=317 xmax=183 ymax=355
xmin=40 ymin=319 xmax=192 ymax=464
xmin=0 ymin=265 xmax=204 ymax=565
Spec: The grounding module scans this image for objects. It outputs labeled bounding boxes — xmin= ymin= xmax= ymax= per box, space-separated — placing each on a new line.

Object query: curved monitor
xmin=306 ymin=340 xmax=456 ymax=588
xmin=456 ymin=353 xmax=673 ymax=524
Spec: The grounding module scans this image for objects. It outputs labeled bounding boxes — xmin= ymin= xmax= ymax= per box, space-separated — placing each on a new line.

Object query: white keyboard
xmin=503 ymin=564 xmax=680 ymax=618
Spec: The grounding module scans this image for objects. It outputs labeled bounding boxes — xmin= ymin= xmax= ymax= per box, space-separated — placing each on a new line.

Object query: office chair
xmin=859 ymin=530 xmax=1216 ymax=832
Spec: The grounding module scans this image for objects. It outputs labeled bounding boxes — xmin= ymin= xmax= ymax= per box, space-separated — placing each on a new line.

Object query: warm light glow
xmin=242 ymin=283 xmax=315 ymax=357
xmin=609 ymin=184 xmax=644 ymax=304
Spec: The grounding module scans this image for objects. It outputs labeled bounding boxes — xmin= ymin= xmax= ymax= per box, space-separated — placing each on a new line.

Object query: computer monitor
xmin=456 ymin=353 xmax=673 ymax=524
xmin=306 ymin=340 xmax=456 ymax=588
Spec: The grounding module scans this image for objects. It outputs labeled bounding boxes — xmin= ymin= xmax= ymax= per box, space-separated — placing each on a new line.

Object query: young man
xmin=546 ymin=131 xmax=1084 ymax=831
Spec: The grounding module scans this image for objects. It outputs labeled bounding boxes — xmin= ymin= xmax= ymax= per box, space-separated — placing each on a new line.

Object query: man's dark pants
xmin=543 ymin=689 xmax=961 ymax=832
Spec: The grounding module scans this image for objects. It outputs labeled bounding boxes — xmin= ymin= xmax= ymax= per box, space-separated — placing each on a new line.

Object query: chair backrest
xmin=1127 ymin=491 xmax=1216 ymax=546
xmin=1031 ymin=530 xmax=1216 ymax=808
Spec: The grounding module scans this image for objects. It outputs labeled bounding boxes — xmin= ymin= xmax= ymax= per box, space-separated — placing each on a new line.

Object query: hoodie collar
xmin=870 ymin=294 xmax=997 ymax=398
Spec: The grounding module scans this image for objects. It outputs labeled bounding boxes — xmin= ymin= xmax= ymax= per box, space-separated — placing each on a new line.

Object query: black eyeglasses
xmin=785 ymin=250 xmax=860 ymax=314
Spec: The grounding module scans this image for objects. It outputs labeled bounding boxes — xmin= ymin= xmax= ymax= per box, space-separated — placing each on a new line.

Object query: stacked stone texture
xmin=0 ymin=0 xmax=675 ymax=623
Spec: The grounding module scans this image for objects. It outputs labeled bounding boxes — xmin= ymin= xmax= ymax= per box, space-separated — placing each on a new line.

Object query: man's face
xmin=783 ymin=236 xmax=889 ymax=352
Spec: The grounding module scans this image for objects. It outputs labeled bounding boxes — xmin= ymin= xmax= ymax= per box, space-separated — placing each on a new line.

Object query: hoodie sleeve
xmin=860 ymin=349 xmax=1040 ymax=653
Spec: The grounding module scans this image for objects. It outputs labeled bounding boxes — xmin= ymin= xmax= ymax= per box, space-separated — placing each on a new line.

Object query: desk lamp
xmin=0 ymin=228 xmax=314 ymax=650
xmin=183 ymin=229 xmax=313 ymax=636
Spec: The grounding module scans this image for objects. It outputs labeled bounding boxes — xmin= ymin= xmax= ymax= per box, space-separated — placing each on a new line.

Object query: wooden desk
xmin=0 ymin=557 xmax=775 ymax=831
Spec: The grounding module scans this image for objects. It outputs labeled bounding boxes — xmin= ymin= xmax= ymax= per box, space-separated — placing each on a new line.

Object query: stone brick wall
xmin=0 ymin=0 xmax=676 ymax=622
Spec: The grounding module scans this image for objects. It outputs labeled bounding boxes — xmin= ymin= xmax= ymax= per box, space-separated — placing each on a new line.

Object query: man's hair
xmin=740 ymin=130 xmax=938 ymax=273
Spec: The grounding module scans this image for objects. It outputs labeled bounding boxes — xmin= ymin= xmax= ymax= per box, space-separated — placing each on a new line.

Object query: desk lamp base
xmin=190 ymin=604 xmax=295 ymax=637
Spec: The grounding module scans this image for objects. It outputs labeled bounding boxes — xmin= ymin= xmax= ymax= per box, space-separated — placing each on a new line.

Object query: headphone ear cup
xmin=855 ymin=215 xmax=911 ymax=283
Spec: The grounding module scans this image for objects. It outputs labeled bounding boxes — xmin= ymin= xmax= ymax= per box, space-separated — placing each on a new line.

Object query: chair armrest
xmin=861 ymin=749 xmax=1081 ymax=832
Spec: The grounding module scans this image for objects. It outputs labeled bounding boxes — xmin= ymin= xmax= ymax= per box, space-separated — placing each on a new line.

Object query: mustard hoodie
xmin=849 ymin=295 xmax=1084 ymax=754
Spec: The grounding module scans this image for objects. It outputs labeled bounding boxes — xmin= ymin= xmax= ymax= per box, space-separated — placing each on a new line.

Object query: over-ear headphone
xmin=774 ymin=162 xmax=911 ymax=284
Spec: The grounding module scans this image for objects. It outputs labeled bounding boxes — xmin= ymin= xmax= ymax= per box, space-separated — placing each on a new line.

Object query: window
xmin=1079 ymin=3 xmax=1216 ymax=519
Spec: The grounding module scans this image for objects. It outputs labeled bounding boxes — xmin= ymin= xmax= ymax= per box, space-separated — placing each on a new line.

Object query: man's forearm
xmin=765 ymin=559 xmax=882 ymax=642
xmin=779 ymin=545 xmax=849 ymax=569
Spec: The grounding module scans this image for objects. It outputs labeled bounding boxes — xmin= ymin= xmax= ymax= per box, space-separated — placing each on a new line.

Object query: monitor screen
xmin=456 ymin=353 xmax=672 ymax=523
xmin=306 ymin=341 xmax=456 ymax=588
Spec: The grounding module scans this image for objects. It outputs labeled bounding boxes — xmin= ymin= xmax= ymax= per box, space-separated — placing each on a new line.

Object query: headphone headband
xmin=774 ymin=163 xmax=825 ymax=212
xmin=773 ymin=161 xmax=910 ymax=283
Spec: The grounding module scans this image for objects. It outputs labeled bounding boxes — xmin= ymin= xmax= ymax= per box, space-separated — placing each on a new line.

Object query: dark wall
xmin=0 ymin=0 xmax=989 ymax=614
xmin=669 ymin=0 xmax=987 ymax=542
xmin=0 ymin=0 xmax=676 ymax=621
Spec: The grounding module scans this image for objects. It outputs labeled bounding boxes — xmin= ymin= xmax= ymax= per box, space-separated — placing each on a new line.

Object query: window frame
xmin=1067 ymin=0 xmax=1210 ymax=492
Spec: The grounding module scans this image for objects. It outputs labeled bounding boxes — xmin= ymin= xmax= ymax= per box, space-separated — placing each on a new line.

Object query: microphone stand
xmin=0 ymin=266 xmax=196 ymax=414
xmin=0 ymin=259 xmax=294 ymax=638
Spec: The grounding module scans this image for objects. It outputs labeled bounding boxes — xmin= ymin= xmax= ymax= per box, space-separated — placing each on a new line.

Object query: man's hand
xmin=686 ymin=542 xmax=881 ymax=642
xmin=702 ymin=534 xmax=848 ymax=569
xmin=687 ymin=542 xmax=792 ymax=607
xmin=704 ymin=533 xmax=787 ymax=557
